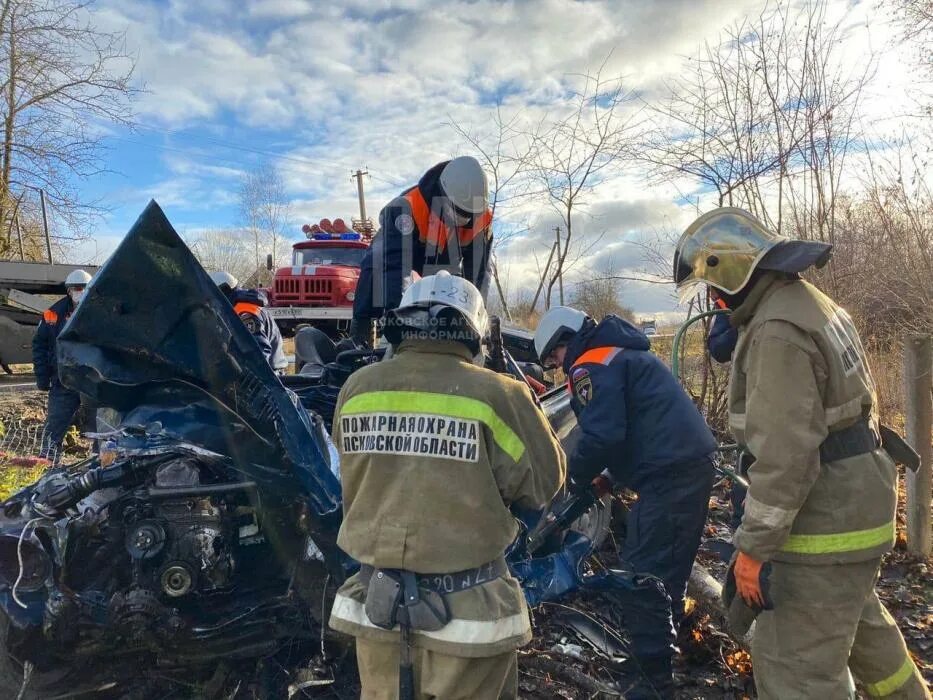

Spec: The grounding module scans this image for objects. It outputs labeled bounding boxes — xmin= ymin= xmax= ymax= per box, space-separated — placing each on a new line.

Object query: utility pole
xmin=352 ymin=169 xmax=369 ymax=222
xmin=554 ymin=225 xmax=564 ymax=305
xmin=14 ymin=215 xmax=24 ymax=260
xmin=531 ymin=242 xmax=557 ymax=313
xmin=39 ymin=189 xmax=52 ymax=263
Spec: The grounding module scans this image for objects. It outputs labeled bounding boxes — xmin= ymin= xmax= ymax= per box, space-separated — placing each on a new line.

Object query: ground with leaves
xmin=0 ymin=391 xmax=927 ymax=698
xmin=516 ymin=477 xmax=932 ymax=699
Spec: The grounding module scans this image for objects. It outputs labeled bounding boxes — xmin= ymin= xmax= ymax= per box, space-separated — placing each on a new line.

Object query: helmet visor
xmin=674 ymin=209 xmax=784 ymax=296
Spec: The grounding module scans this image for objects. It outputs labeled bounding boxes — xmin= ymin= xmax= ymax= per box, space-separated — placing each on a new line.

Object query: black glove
xmin=349 ymin=317 xmax=374 ymax=348
xmin=567 ymin=476 xmax=593 ymax=497
xmin=37 ymin=377 xmax=51 ymax=391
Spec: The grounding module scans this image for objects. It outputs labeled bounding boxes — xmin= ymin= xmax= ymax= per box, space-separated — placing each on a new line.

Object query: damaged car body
xmin=0 ymin=202 xmax=620 ymax=696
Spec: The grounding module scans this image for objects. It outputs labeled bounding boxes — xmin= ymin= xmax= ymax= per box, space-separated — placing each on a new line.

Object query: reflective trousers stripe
xmin=865 ymin=657 xmax=915 ymax=697
xmin=341 ymin=391 xmax=525 ymax=461
xmin=330 ymin=594 xmax=530 ymax=645
xmin=780 ymin=521 xmax=895 ymax=555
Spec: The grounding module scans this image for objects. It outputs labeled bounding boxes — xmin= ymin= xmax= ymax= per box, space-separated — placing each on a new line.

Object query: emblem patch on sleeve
xmin=571 ymin=367 xmax=593 ymax=405
xmin=239 ymin=312 xmax=259 ymax=333
xmin=395 ymin=213 xmax=415 ymax=235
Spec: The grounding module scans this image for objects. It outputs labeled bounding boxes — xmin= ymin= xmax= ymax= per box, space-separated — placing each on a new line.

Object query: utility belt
xmin=819 ymin=419 xmax=880 ymax=464
xmin=738 ymin=419 xmax=919 ymax=472
xmin=820 ymin=418 xmax=920 ymax=471
xmin=359 ymin=557 xmax=508 ymax=632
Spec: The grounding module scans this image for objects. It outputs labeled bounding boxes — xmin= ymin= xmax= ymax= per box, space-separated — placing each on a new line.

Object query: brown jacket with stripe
xmin=728 ymin=274 xmax=897 ymax=565
xmin=328 ymin=339 xmax=566 ymax=657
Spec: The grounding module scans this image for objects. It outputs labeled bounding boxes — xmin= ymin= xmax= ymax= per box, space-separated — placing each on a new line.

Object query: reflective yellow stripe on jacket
xmin=865 ymin=657 xmax=915 ymax=697
xmin=780 ymin=521 xmax=895 ymax=556
xmin=340 ymin=390 xmax=526 ymax=462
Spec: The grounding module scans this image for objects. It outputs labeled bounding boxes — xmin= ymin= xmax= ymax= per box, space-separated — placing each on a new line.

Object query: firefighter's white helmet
xmin=534 ymin=306 xmax=588 ymax=365
xmin=386 ymin=270 xmax=488 ymax=348
xmin=209 ymin=271 xmax=239 ymax=289
xmin=439 ymin=156 xmax=488 ymax=215
xmin=65 ymin=269 xmax=92 ymax=287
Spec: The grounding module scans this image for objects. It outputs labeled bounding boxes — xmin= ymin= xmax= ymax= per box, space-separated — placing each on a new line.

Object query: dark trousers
xmin=622 ymin=457 xmax=715 ymax=659
xmin=40 ymin=382 xmax=82 ymax=461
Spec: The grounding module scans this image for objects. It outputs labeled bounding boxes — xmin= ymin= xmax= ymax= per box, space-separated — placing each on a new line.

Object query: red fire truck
xmin=264 ymin=218 xmax=371 ymax=336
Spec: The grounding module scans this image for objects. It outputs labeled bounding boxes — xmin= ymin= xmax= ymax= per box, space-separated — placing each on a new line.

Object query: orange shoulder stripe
xmin=234 ymin=302 xmax=262 ymax=317
xmin=43 ymin=309 xmax=58 ymax=323
xmin=571 ymin=346 xmax=623 ymax=369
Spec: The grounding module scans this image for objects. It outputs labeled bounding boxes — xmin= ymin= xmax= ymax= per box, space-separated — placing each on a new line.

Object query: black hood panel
xmin=56 ymin=201 xmax=341 ymax=517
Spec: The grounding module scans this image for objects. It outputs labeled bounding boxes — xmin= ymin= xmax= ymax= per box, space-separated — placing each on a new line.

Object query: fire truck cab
xmin=265 ymin=218 xmax=370 ymax=336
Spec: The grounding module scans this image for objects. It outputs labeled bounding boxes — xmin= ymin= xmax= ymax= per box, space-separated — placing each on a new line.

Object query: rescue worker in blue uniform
xmin=33 ymin=269 xmax=94 ymax=461
xmin=704 ymin=299 xmax=747 ymax=529
xmin=210 ymin=271 xmax=288 ymax=374
xmin=534 ymin=308 xmax=718 ymax=699
xmin=707 ymin=305 xmax=738 ymax=363
xmin=351 ymin=156 xmax=493 ymax=346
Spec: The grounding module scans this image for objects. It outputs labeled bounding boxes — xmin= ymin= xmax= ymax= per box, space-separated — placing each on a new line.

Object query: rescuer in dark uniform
xmin=534 ymin=307 xmax=718 ymax=699
xmin=33 ymin=269 xmax=94 ymax=461
xmin=210 ymin=271 xmax=287 ymax=374
xmin=350 ymin=156 xmax=493 ymax=346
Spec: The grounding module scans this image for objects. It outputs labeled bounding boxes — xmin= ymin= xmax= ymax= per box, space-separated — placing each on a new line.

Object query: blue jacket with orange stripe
xmin=563 ymin=315 xmax=717 ymax=488
xmin=353 ymin=161 xmax=494 ymax=322
xmin=32 ymin=295 xmax=75 ymax=389
xmin=228 ymin=288 xmax=287 ymax=372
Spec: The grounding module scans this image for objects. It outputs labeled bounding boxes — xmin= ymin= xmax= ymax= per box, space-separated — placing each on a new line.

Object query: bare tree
xmin=893 ymin=0 xmax=933 ymax=43
xmin=0 ymin=0 xmax=137 ymax=254
xmin=238 ymin=161 xmax=292 ymax=285
xmin=645 ymin=1 xmax=872 ymax=299
xmin=526 ymin=58 xmax=640 ymax=309
xmin=189 ymin=228 xmax=255 ymax=284
xmin=570 ymin=265 xmax=635 ymax=322
xmin=888 ymin=0 xmax=933 ymax=115
xmin=449 ymin=104 xmax=538 ymax=318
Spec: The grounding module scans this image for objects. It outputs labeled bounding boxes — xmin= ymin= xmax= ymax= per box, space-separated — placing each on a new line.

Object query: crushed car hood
xmin=56 ymin=201 xmax=342 ymax=522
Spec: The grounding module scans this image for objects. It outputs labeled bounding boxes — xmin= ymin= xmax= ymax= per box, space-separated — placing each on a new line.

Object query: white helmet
xmin=209 ymin=270 xmax=238 ymax=289
xmin=65 ymin=269 xmax=92 ymax=287
xmin=439 ymin=156 xmax=488 ymax=215
xmin=385 ymin=271 xmax=488 ymax=349
xmin=534 ymin=306 xmax=588 ymax=364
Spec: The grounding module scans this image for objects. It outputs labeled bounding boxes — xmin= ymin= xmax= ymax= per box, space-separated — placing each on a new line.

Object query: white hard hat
xmin=209 ymin=270 xmax=238 ymax=289
xmin=387 ymin=270 xmax=489 ymax=346
xmin=534 ymin=306 xmax=588 ymax=364
xmin=439 ymin=156 xmax=488 ymax=215
xmin=65 ymin=269 xmax=92 ymax=287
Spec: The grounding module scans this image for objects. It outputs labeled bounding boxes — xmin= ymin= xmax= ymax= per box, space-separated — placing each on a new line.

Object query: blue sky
xmin=67 ymin=0 xmax=922 ymax=318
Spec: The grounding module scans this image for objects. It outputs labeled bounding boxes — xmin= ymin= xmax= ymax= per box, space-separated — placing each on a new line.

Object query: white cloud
xmin=86 ymin=0 xmax=927 ymax=315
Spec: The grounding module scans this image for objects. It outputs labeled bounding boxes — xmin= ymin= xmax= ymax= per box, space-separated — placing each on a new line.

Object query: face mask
xmin=69 ymin=289 xmax=84 ymax=304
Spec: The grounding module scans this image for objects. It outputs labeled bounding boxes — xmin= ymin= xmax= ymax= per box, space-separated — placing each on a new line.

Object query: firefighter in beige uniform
xmin=674 ymin=208 xmax=929 ymax=700
xmin=328 ymin=271 xmax=566 ymax=699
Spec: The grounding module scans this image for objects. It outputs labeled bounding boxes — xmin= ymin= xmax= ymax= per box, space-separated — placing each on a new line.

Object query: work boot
xmin=615 ymin=655 xmax=674 ymax=700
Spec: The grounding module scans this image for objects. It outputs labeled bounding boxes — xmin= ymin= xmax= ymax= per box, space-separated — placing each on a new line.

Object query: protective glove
xmin=734 ymin=552 xmax=766 ymax=607
xmin=36 ymin=377 xmax=51 ymax=391
xmin=566 ymin=476 xmax=593 ymax=497
xmin=723 ymin=551 xmax=774 ymax=637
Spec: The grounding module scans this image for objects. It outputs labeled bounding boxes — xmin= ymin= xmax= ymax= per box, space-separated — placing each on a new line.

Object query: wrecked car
xmin=0 ymin=202 xmax=610 ymax=698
